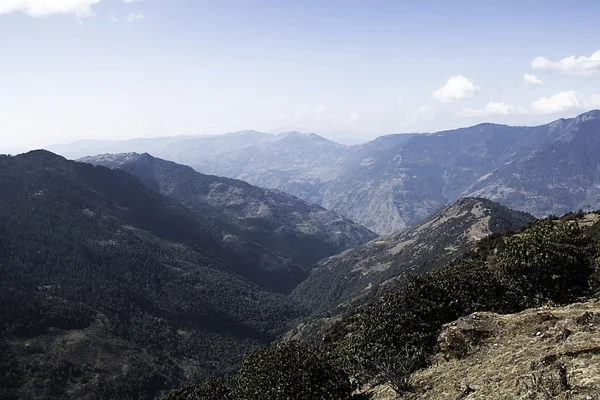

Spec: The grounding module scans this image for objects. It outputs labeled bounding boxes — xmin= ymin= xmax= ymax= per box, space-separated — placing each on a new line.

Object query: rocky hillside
xmin=371 ymin=300 xmax=600 ymax=399
xmin=291 ymin=197 xmax=534 ymax=317
xmin=80 ymin=152 xmax=376 ymax=273
xmin=49 ymin=110 xmax=600 ymax=235
xmin=321 ymin=110 xmax=600 ymax=233
xmin=465 ymin=111 xmax=600 ymax=219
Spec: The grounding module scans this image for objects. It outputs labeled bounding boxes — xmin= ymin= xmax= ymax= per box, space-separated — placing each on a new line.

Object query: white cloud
xmin=432 ymin=75 xmax=480 ymax=103
xmin=109 ymin=12 xmax=116 ymax=22
xmin=524 ymin=73 xmax=543 ymax=85
xmin=459 ymin=101 xmax=526 ymax=117
xmin=406 ymin=105 xmax=437 ymax=123
xmin=347 ymin=112 xmax=361 ymax=125
xmin=125 ymin=11 xmax=144 ymax=22
xmin=531 ymin=91 xmax=600 ymax=114
xmin=0 ymin=0 xmax=101 ymax=17
xmin=123 ymin=0 xmax=142 ymax=2
xmin=531 ymin=50 xmax=600 ymax=77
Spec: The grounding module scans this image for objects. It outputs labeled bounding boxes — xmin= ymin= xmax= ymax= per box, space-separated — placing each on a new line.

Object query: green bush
xmin=588 ymin=256 xmax=600 ymax=294
xmin=232 ymin=341 xmax=354 ymax=400
xmin=496 ymin=220 xmax=597 ymax=306
xmin=160 ymin=377 xmax=230 ymax=400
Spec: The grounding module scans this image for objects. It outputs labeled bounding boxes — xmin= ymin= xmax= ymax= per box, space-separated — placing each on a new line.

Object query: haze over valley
xmin=46 ymin=110 xmax=600 ymax=234
xmin=2 ymin=1 xmax=600 ymax=399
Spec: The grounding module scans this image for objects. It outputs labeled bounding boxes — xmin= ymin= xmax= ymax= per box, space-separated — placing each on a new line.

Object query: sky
xmin=1 ymin=0 xmax=600 ymax=149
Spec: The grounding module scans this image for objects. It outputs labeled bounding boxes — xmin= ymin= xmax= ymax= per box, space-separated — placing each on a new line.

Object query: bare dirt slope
xmin=372 ymin=299 xmax=600 ymax=399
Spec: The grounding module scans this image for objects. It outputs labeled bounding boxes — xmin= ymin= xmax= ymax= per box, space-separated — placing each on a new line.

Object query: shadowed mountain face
xmin=319 ymin=110 xmax=600 ymax=233
xmin=49 ymin=131 xmax=354 ymax=211
xmin=79 ymin=153 xmax=376 ymax=273
xmin=0 ymin=151 xmax=318 ymax=399
xmin=464 ymin=111 xmax=600 ymax=217
xmin=290 ymin=198 xmax=535 ymax=320
xmin=49 ymin=110 xmax=600 ymax=234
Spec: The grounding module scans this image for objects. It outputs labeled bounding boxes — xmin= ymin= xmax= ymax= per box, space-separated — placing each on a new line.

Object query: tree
xmin=233 ymin=341 xmax=353 ymax=400
xmin=496 ymin=220 xmax=597 ymax=306
xmin=160 ymin=377 xmax=231 ymax=400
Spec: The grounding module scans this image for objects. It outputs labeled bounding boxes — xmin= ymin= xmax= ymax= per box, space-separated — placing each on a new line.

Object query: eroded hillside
xmin=372 ymin=300 xmax=600 ymax=399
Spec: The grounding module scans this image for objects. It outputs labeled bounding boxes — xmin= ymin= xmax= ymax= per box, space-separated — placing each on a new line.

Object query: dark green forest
xmin=0 ymin=151 xmax=307 ymax=399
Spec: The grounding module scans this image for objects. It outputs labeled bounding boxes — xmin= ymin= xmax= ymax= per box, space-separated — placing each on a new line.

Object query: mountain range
xmin=0 ymin=150 xmax=545 ymax=399
xmin=0 ymin=150 xmax=374 ymax=399
xmin=285 ymin=198 xmax=535 ymax=343
xmin=291 ymin=197 xmax=535 ymax=316
xmin=47 ymin=110 xmax=600 ymax=234
xmin=79 ymin=152 xmax=376 ymax=280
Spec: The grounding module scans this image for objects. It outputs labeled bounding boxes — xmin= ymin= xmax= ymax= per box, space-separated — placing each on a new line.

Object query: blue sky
xmin=1 ymin=0 xmax=600 ymax=148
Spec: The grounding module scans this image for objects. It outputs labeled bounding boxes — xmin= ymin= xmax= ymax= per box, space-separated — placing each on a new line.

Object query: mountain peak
xmin=79 ymin=152 xmax=143 ymax=167
xmin=275 ymin=131 xmax=341 ymax=144
xmin=574 ymin=109 xmax=600 ymax=123
xmin=277 ymin=131 xmax=317 ymax=139
xmin=452 ymin=196 xmax=498 ymax=210
xmin=224 ymin=130 xmax=271 ymax=138
xmin=15 ymin=149 xmax=69 ymax=167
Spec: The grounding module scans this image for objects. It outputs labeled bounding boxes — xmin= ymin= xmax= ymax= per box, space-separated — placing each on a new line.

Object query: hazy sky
xmin=1 ymin=0 xmax=600 ymax=149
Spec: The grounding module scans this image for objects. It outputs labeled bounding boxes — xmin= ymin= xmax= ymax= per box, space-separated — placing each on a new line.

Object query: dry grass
xmin=370 ymin=299 xmax=600 ymax=399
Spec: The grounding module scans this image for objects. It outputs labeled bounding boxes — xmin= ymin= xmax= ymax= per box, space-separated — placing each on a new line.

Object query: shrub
xmin=496 ymin=220 xmax=597 ymax=306
xmin=338 ymin=258 xmax=512 ymax=393
xmin=232 ymin=341 xmax=353 ymax=400
xmin=160 ymin=377 xmax=230 ymax=400
xmin=588 ymin=256 xmax=600 ymax=294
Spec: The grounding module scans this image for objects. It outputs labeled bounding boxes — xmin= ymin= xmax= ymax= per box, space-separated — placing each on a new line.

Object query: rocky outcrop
xmin=371 ymin=299 xmax=600 ymax=399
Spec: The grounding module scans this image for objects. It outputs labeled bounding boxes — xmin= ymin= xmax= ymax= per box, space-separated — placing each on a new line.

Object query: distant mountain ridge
xmin=49 ymin=110 xmax=600 ymax=234
xmin=80 ymin=152 xmax=377 ymax=277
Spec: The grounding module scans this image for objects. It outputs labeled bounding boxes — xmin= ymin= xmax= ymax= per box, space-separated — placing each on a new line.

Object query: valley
xmin=4 ymin=3 xmax=600 ymax=399
xmin=49 ymin=110 xmax=600 ymax=234
xmin=3 ymin=148 xmax=580 ymax=399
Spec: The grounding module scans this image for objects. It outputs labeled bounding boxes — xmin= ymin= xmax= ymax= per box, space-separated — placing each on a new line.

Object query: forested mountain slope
xmin=291 ymin=197 xmax=535 ymax=317
xmin=0 ymin=151 xmax=308 ymax=399
xmin=80 ymin=152 xmax=376 ymax=271
xmin=284 ymin=198 xmax=534 ymax=343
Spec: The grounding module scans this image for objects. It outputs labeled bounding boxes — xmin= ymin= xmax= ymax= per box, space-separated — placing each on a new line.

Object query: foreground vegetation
xmin=165 ymin=212 xmax=600 ymax=399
